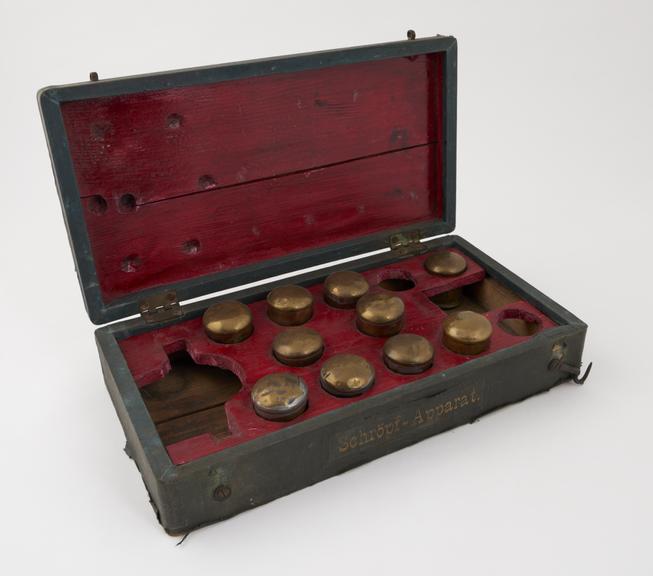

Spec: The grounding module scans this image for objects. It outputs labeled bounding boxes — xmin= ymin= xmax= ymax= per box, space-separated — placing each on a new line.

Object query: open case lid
xmin=39 ymin=34 xmax=457 ymax=324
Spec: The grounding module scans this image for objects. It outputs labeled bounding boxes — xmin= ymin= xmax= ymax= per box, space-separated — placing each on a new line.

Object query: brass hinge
xmin=139 ymin=290 xmax=182 ymax=324
xmin=389 ymin=231 xmax=426 ymax=257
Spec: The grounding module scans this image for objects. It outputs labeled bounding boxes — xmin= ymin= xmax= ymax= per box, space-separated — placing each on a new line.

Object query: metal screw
xmin=551 ymin=342 xmax=566 ymax=361
xmin=213 ymin=484 xmax=231 ymax=501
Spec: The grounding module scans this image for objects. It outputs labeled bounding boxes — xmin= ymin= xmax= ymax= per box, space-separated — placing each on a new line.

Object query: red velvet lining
xmin=59 ymin=53 xmax=444 ymax=302
xmin=118 ymin=251 xmax=557 ymax=465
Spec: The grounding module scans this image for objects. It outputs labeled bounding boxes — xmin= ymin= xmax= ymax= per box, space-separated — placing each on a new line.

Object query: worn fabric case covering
xmin=39 ymin=35 xmax=588 ymax=534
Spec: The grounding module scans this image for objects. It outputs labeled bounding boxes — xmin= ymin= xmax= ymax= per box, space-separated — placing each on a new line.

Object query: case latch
xmin=389 ymin=231 xmax=426 ymax=257
xmin=139 ymin=291 xmax=182 ymax=324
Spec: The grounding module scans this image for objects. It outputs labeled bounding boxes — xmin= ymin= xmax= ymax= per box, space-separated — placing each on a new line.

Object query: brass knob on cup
xmin=324 ymin=270 xmax=369 ymax=308
xmin=356 ymin=292 xmax=405 ymax=337
xmin=424 ymin=250 xmax=468 ymax=309
xmin=272 ymin=327 xmax=324 ymax=367
xmin=442 ymin=310 xmax=492 ymax=355
xmin=267 ymin=285 xmax=313 ymax=325
xmin=203 ymin=300 xmax=253 ymax=343
xmin=251 ymin=372 xmax=308 ymax=421
xmin=320 ymin=354 xmax=375 ymax=397
xmin=383 ymin=333 xmax=434 ymax=374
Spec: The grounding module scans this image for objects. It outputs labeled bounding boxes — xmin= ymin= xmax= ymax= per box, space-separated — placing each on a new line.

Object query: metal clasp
xmin=548 ymin=343 xmax=592 ymax=384
xmin=548 ymin=358 xmax=593 ymax=384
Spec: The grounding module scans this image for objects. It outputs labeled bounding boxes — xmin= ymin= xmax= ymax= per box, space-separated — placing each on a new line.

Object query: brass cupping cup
xmin=324 ymin=270 xmax=370 ymax=308
xmin=424 ymin=250 xmax=467 ymax=309
xmin=251 ymin=372 xmax=308 ymax=421
xmin=272 ymin=327 xmax=324 ymax=367
xmin=203 ymin=300 xmax=253 ymax=344
xmin=430 ymin=288 xmax=463 ymax=310
xmin=267 ymin=285 xmax=313 ymax=326
xmin=424 ymin=250 xmax=467 ymax=277
xmin=383 ymin=333 xmax=434 ymax=374
xmin=320 ymin=354 xmax=375 ymax=397
xmin=442 ymin=310 xmax=492 ymax=355
xmin=356 ymin=292 xmax=405 ymax=337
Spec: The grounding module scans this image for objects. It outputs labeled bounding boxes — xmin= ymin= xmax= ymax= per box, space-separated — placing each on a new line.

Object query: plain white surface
xmin=1 ymin=0 xmax=651 ymax=573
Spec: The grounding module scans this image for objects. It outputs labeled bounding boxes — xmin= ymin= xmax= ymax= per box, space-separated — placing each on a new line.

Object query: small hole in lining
xmin=87 ymin=195 xmax=108 ymax=215
xmin=118 ymin=193 xmax=137 ymax=213
xmin=167 ymin=113 xmax=182 ymax=129
xmin=121 ymin=255 xmax=142 ymax=273
xmin=198 ymin=175 xmax=216 ymax=189
xmin=182 ymin=239 xmax=201 ymax=255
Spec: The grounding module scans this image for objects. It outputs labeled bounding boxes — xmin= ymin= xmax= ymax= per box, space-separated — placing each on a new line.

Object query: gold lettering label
xmin=333 ymin=386 xmax=482 ymax=458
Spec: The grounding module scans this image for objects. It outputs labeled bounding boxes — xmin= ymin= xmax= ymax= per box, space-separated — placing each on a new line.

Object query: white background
xmin=1 ymin=0 xmax=651 ymax=574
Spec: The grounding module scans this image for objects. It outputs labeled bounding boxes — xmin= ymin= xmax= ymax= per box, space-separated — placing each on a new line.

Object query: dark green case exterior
xmin=96 ymin=234 xmax=587 ymax=534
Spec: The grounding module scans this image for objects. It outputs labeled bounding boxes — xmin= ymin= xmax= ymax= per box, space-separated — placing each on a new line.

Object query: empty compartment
xmin=498 ymin=308 xmax=542 ymax=336
xmin=140 ymin=351 xmax=242 ymax=446
xmin=377 ymin=269 xmax=417 ymax=292
xmin=429 ymin=277 xmax=520 ymax=313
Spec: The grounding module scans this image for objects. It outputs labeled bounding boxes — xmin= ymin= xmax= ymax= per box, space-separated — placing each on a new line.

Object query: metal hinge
xmin=389 ymin=231 xmax=426 ymax=257
xmin=139 ymin=290 xmax=182 ymax=324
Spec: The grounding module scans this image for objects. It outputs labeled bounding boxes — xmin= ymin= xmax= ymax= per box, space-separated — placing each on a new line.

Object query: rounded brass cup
xmin=320 ymin=354 xmax=375 ymax=397
xmin=251 ymin=372 xmax=308 ymax=421
xmin=430 ymin=288 xmax=463 ymax=310
xmin=423 ymin=250 xmax=467 ymax=277
xmin=442 ymin=310 xmax=492 ymax=355
xmin=324 ymin=270 xmax=369 ymax=308
xmin=267 ymin=285 xmax=313 ymax=326
xmin=203 ymin=300 xmax=253 ymax=343
xmin=356 ymin=292 xmax=405 ymax=337
xmin=383 ymin=333 xmax=434 ymax=374
xmin=272 ymin=327 xmax=324 ymax=367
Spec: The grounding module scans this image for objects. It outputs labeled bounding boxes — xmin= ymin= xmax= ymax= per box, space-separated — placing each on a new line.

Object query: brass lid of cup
xmin=203 ymin=300 xmax=253 ymax=343
xmin=324 ymin=270 xmax=370 ymax=308
xmin=383 ymin=333 xmax=434 ymax=374
xmin=356 ymin=292 xmax=405 ymax=337
xmin=320 ymin=354 xmax=375 ymax=397
xmin=272 ymin=327 xmax=324 ymax=367
xmin=424 ymin=250 xmax=467 ymax=276
xmin=442 ymin=310 xmax=492 ymax=355
xmin=251 ymin=372 xmax=308 ymax=421
xmin=267 ymin=285 xmax=313 ymax=325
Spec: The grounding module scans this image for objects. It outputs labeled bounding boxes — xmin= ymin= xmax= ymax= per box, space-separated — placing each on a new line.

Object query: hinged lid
xmin=39 ymin=34 xmax=457 ymax=324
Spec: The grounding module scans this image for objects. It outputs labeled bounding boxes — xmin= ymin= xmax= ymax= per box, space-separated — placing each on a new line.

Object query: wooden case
xmin=39 ymin=34 xmax=589 ymax=534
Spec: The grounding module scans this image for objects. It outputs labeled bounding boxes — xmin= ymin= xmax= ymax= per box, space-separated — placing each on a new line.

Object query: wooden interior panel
xmin=155 ymin=406 xmax=230 ymax=447
xmin=464 ymin=278 xmax=521 ymax=311
xmin=140 ymin=352 xmax=241 ymax=446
